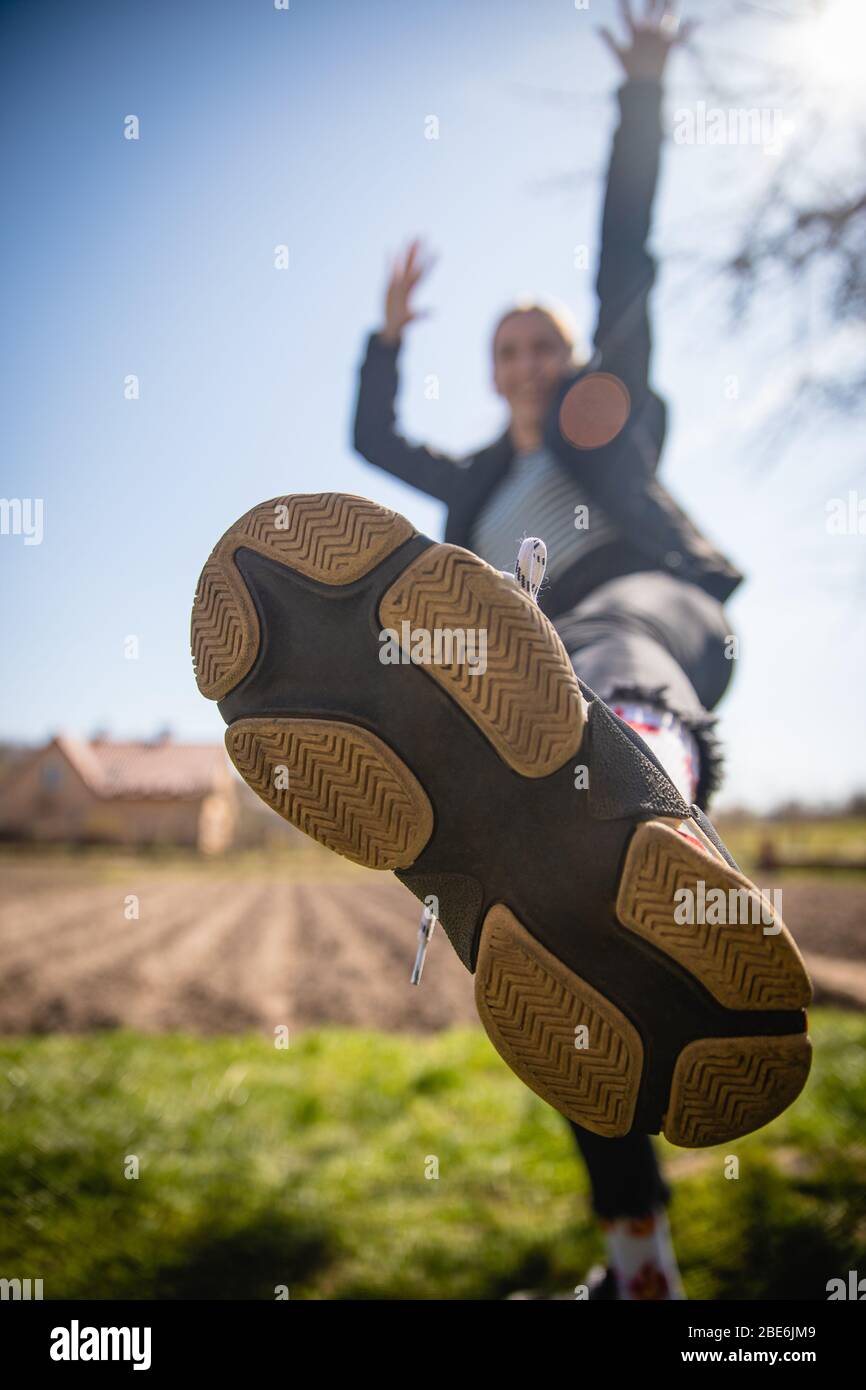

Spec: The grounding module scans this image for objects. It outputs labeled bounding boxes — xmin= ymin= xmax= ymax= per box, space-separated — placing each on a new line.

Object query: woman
xmin=192 ymin=0 xmax=811 ymax=1306
xmin=352 ymin=2 xmax=734 ymax=1301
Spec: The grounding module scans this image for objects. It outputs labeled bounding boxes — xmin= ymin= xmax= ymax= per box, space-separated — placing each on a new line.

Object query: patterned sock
xmin=601 ymin=1207 xmax=686 ymax=1301
xmin=611 ymin=700 xmax=700 ymax=805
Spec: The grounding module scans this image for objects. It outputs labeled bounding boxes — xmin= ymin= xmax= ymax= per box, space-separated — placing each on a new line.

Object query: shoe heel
xmin=663 ymin=1032 xmax=812 ymax=1147
xmin=191 ymin=492 xmax=415 ymax=701
xmin=616 ymin=820 xmax=812 ymax=1146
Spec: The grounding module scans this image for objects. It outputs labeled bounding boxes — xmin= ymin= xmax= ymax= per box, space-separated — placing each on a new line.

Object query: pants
xmin=554 ymin=569 xmax=736 ymax=808
xmin=552 ymin=569 xmax=736 ymax=1219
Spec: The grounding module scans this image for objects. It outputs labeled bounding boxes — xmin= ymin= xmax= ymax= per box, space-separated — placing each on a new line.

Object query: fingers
xmin=599 ymin=25 xmax=624 ymax=63
xmin=407 ymin=248 xmax=438 ymax=290
xmin=404 ymin=237 xmax=422 ymax=275
xmin=396 ymin=238 xmax=436 ymax=286
xmin=638 ymin=0 xmax=686 ymax=40
xmin=618 ymin=0 xmax=636 ymax=35
xmin=385 ymin=248 xmax=401 ymax=289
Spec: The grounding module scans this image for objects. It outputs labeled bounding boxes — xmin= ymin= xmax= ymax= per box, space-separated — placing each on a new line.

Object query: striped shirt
xmin=468 ymin=445 xmax=620 ymax=584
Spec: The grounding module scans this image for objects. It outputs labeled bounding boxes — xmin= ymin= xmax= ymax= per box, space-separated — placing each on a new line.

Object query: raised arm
xmin=352 ymin=239 xmax=466 ymax=505
xmin=593 ymin=2 xmax=695 ymax=405
xmin=544 ymin=8 xmax=734 ymax=590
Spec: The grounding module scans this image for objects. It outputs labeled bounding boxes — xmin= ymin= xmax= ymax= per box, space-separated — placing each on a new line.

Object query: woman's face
xmin=492 ymin=310 xmax=573 ymax=422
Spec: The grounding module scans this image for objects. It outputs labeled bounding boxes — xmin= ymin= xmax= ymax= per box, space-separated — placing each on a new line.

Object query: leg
xmin=569 ymin=1119 xmax=683 ymax=1299
xmin=554 ymin=571 xmax=736 ymax=807
xmin=568 ymin=1119 xmax=671 ymax=1220
xmin=554 ymin=573 xmax=730 ymax=1297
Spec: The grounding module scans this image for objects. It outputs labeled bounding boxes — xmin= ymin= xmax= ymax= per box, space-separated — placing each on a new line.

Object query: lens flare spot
xmin=558 ymin=372 xmax=631 ymax=449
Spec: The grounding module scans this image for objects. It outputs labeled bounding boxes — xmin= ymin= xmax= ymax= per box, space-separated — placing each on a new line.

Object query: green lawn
xmin=715 ymin=816 xmax=866 ymax=873
xmin=1 ymin=1012 xmax=864 ymax=1300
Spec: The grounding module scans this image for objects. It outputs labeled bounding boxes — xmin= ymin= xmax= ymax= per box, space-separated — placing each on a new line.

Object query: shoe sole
xmin=191 ymin=492 xmax=812 ymax=1148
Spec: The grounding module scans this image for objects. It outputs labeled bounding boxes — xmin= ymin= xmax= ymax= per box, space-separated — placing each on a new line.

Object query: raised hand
xmin=600 ymin=0 xmax=696 ymax=82
xmin=380 ymin=238 xmax=437 ymax=346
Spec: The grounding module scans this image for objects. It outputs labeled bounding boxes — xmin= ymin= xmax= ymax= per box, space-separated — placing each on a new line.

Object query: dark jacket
xmin=352 ymin=79 xmax=743 ymax=620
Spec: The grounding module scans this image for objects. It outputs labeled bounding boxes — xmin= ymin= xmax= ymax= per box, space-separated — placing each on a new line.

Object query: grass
xmin=1 ymin=1011 xmax=864 ymax=1300
xmin=715 ymin=816 xmax=866 ymax=874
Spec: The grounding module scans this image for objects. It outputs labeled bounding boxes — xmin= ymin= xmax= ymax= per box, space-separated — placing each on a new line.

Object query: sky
xmin=2 ymin=0 xmax=864 ymax=812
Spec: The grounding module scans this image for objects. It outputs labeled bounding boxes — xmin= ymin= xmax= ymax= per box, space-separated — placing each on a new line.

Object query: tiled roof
xmin=54 ymin=735 xmax=231 ymax=800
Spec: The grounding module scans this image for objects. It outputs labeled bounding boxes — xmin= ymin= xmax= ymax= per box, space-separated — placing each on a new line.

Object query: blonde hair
xmin=491 ymin=297 xmax=586 ymax=367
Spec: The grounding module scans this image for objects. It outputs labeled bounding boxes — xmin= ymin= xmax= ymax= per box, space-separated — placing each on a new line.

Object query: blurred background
xmin=1 ymin=0 xmax=864 ymax=1299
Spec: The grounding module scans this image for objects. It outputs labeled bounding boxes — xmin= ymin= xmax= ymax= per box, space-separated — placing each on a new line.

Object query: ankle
xmin=601 ymin=1206 xmax=685 ymax=1301
xmin=611 ymin=699 xmax=700 ymax=805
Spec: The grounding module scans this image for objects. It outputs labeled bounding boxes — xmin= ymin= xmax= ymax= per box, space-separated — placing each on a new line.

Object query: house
xmin=0 ymin=732 xmax=238 ymax=853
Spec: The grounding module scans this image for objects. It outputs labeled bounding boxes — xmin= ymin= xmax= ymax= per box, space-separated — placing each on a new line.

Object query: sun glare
xmin=800 ymin=0 xmax=866 ymax=85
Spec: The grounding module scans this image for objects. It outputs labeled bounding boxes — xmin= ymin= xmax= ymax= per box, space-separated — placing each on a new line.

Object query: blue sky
xmin=2 ymin=0 xmax=864 ymax=811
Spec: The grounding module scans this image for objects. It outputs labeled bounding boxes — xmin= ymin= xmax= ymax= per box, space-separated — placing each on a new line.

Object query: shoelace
xmin=411 ymin=536 xmax=549 ymax=985
xmin=514 ymin=536 xmax=547 ymax=602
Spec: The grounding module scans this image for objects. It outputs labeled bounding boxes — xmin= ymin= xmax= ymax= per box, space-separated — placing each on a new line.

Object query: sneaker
xmin=190 ymin=492 xmax=812 ymax=1147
